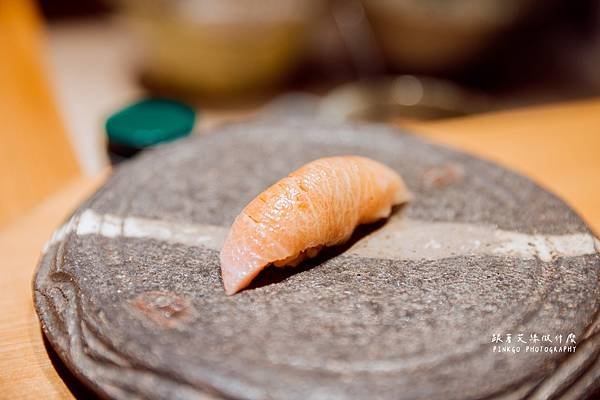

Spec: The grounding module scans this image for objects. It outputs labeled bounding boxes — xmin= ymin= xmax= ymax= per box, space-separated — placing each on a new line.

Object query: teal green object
xmin=106 ymin=98 xmax=195 ymax=148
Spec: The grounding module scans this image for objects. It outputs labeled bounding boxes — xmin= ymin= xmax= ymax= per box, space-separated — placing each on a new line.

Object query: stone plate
xmin=34 ymin=121 xmax=600 ymax=400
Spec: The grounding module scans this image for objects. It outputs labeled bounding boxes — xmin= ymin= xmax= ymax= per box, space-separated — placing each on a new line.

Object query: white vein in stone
xmin=43 ymin=209 xmax=600 ymax=262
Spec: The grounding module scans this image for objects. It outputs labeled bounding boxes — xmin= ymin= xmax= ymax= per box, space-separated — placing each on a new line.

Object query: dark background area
xmin=37 ymin=0 xmax=600 ymax=108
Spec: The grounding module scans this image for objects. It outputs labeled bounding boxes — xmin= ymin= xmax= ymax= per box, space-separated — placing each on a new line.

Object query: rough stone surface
xmin=34 ymin=121 xmax=600 ymax=399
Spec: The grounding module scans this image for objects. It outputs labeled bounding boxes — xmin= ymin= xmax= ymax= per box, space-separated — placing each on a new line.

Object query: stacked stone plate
xmin=34 ymin=122 xmax=600 ymax=399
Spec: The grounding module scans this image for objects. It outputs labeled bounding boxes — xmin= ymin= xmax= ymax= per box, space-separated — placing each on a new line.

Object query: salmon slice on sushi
xmin=219 ymin=156 xmax=411 ymax=294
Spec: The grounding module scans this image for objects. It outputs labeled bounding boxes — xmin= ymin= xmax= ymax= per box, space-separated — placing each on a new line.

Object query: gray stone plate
xmin=34 ymin=121 xmax=600 ymax=400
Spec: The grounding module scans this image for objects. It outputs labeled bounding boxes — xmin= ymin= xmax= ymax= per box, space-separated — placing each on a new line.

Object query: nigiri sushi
xmin=220 ymin=156 xmax=410 ymax=294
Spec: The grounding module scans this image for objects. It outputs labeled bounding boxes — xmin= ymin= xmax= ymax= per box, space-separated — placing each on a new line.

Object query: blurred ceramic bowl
xmin=318 ymin=75 xmax=492 ymax=122
xmin=117 ymin=0 xmax=320 ymax=96
xmin=361 ymin=0 xmax=539 ymax=72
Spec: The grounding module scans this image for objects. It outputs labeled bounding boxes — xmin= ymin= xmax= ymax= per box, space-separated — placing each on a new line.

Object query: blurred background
xmin=1 ymin=0 xmax=600 ymax=225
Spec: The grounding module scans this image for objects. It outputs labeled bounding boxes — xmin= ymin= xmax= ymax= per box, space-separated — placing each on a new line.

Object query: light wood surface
xmin=0 ymin=0 xmax=80 ymax=227
xmin=0 ymin=172 xmax=108 ymax=399
xmin=1 ymin=100 xmax=599 ymax=398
